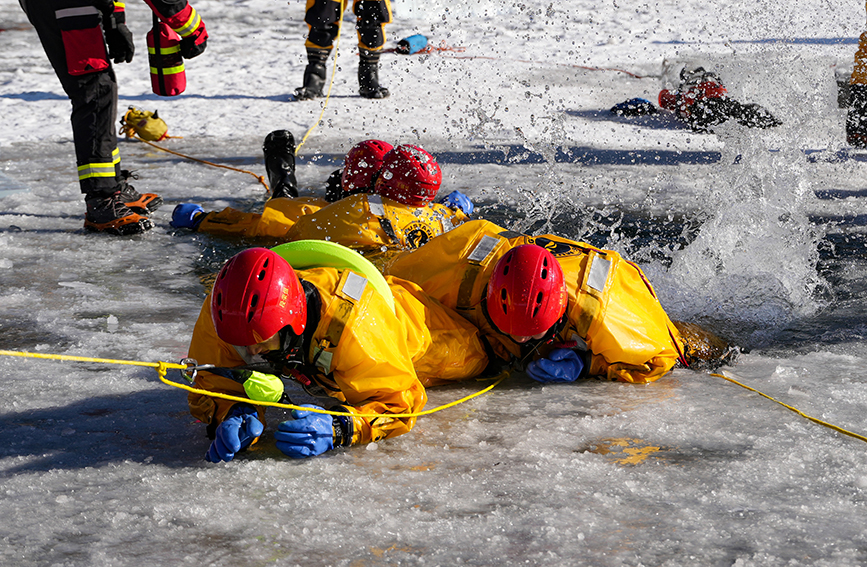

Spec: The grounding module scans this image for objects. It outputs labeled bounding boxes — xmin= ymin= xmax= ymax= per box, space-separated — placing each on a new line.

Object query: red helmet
xmin=210 ymin=248 xmax=306 ymax=346
xmin=374 ymin=145 xmax=442 ymax=207
xmin=486 ymin=245 xmax=568 ymax=337
xmin=341 ymin=139 xmax=393 ymax=193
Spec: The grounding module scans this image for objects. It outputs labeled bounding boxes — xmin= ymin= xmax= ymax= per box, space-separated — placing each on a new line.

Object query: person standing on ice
xmin=187 ymin=245 xmax=492 ymax=461
xmin=383 ymin=219 xmax=734 ymax=385
xmin=18 ymin=0 xmax=208 ymax=235
xmin=294 ymin=0 xmax=392 ymax=100
xmin=847 ymin=3 xmax=867 ymax=147
xmin=171 ymin=131 xmax=474 ymax=257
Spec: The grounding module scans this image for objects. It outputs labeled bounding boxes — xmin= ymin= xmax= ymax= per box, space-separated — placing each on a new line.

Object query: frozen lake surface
xmin=3 ymin=0 xmax=867 ymax=565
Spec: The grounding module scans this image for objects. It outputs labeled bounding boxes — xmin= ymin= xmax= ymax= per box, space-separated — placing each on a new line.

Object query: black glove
xmin=104 ymin=12 xmax=135 ymax=64
xmin=180 ymin=20 xmax=208 ymax=59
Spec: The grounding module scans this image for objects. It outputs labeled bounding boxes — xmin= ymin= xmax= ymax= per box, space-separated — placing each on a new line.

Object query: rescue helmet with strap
xmin=341 ymin=139 xmax=393 ymax=193
xmin=374 ymin=145 xmax=442 ymax=207
xmin=486 ymin=244 xmax=568 ymax=337
xmin=211 ymin=248 xmax=306 ymax=346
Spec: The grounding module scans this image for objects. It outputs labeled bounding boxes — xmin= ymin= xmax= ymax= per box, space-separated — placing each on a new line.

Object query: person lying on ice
xmin=382 ymin=219 xmax=734 ymax=385
xmin=187 ymin=245 xmax=492 ymax=462
xmin=611 ymin=66 xmax=781 ymax=133
xmin=170 ymin=130 xmax=473 ymax=250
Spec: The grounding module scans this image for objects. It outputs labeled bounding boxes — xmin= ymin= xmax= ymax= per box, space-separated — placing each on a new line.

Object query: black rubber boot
xmin=263 ymin=130 xmax=298 ymax=199
xmin=847 ymin=84 xmax=867 ymax=148
xmin=358 ymin=49 xmax=389 ymax=99
xmin=294 ymin=48 xmax=330 ymax=101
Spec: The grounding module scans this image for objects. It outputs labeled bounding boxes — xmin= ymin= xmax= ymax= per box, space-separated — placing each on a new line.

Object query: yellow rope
xmin=711 ymin=371 xmax=867 ymax=444
xmin=295 ymin=0 xmax=345 ymax=155
xmin=129 ymin=135 xmax=271 ymax=194
xmin=0 ymin=350 xmax=502 ymax=419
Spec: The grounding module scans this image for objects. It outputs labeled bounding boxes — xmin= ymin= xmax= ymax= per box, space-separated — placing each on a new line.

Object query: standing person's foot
xmin=263 ymin=130 xmax=299 ymax=199
xmin=358 ymin=49 xmax=389 ymax=99
xmin=84 ymin=192 xmax=154 ymax=235
xmin=294 ymin=47 xmax=329 ymax=101
xmin=118 ymin=170 xmax=163 ymax=214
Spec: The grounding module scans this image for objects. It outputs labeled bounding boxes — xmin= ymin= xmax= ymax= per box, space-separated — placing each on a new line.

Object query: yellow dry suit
xmin=194 ymin=193 xmax=468 ymax=260
xmin=382 ymin=219 xmax=686 ymax=384
xmin=187 ymin=266 xmax=489 ymax=445
xmin=196 ymin=196 xmax=327 ymax=239
xmin=284 ymin=193 xmax=469 ymax=253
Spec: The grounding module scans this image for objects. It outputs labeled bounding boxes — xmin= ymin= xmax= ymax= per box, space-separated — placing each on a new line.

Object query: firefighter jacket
xmin=382 ymin=219 xmax=686 ymax=384
xmin=187 ymin=266 xmax=489 ymax=445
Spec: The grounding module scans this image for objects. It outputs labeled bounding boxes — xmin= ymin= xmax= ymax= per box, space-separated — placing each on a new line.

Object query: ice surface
xmin=2 ymin=0 xmax=867 ymax=565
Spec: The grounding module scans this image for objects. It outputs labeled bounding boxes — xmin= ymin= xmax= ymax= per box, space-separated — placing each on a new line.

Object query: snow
xmin=3 ymin=0 xmax=867 ymax=564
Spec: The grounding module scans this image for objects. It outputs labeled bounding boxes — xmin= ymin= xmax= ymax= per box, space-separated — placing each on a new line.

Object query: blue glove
xmin=170 ymin=203 xmax=205 ymax=229
xmin=526 ymin=348 xmax=584 ymax=383
xmin=440 ymin=190 xmax=474 ymax=215
xmin=275 ymin=404 xmax=334 ymax=459
xmin=206 ymin=404 xmax=264 ymax=463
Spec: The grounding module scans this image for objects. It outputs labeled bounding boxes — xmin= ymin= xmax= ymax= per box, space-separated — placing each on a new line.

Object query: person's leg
xmin=354 ymin=0 xmax=391 ymax=99
xmin=23 ymin=0 xmax=152 ymax=234
xmin=295 ymin=0 xmax=341 ymax=100
xmin=263 ymin=130 xmax=298 ymax=199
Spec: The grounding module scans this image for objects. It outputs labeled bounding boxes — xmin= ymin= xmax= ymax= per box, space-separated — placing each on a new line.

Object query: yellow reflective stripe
xmin=149 ymin=65 xmax=185 ymax=75
xmin=113 ymin=1 xmax=126 ymax=8
xmin=77 ymin=164 xmax=117 ymax=180
xmin=148 ymin=45 xmax=182 ymax=55
xmin=77 ymin=149 xmax=120 ymax=180
xmin=173 ymin=7 xmax=201 ymax=38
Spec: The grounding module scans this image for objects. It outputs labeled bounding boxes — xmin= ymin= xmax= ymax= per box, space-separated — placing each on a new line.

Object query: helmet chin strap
xmin=262 ymin=279 xmax=321 ymax=371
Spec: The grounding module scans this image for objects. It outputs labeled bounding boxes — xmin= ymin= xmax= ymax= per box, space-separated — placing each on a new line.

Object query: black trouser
xmin=304 ymin=0 xmax=391 ymax=51
xmin=21 ymin=0 xmax=121 ymax=197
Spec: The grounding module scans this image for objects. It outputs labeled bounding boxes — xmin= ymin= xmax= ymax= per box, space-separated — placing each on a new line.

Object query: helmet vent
xmin=532 ymin=291 xmax=544 ymax=316
xmin=247 ymin=294 xmax=259 ymax=321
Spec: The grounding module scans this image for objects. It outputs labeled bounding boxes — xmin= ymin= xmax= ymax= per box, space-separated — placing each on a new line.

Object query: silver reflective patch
xmin=468 ymin=235 xmax=499 ymax=262
xmin=367 ymin=194 xmax=385 ymax=216
xmin=587 ymin=256 xmax=611 ymax=292
xmin=342 ymin=271 xmax=368 ymax=302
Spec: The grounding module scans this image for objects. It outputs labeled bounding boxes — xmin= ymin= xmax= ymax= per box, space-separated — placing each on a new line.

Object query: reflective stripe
xmin=77 ymin=165 xmax=117 ymax=180
xmin=587 ymin=256 xmax=611 ymax=292
xmin=148 ymin=45 xmax=182 ymax=55
xmin=341 ymin=272 xmax=368 ymax=302
xmin=149 ymin=65 xmax=185 ymax=75
xmin=172 ymin=7 xmax=201 ymax=37
xmin=367 ymin=194 xmax=385 ymax=216
xmin=468 ymin=235 xmax=499 ymax=263
xmin=55 ymin=6 xmax=99 ymax=18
